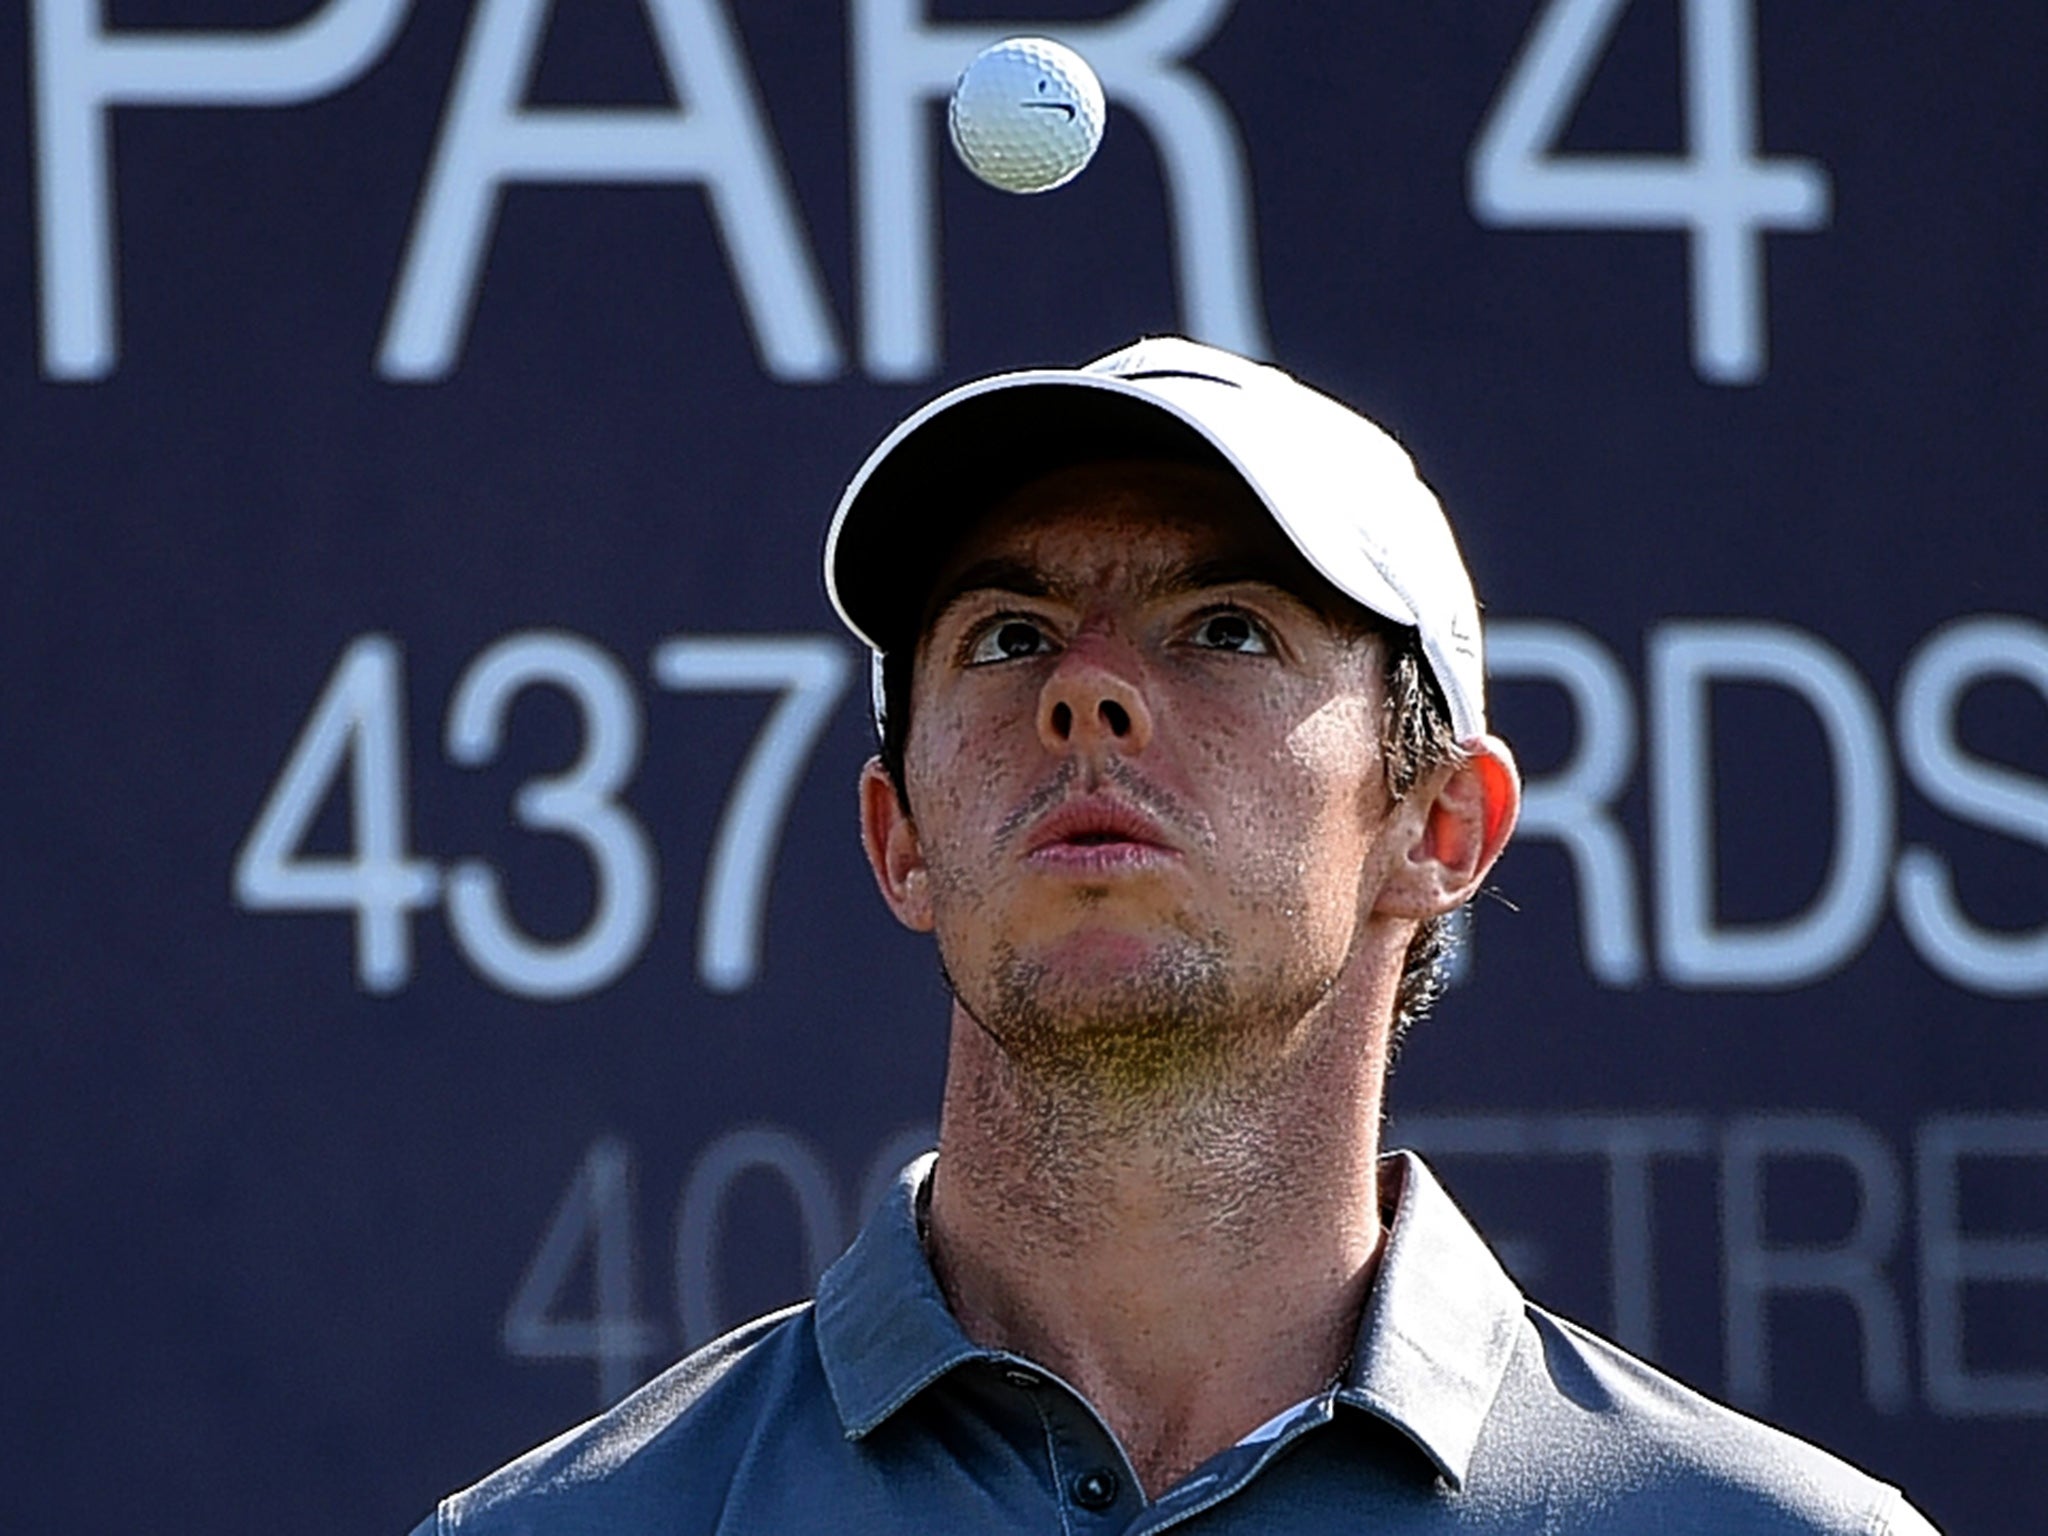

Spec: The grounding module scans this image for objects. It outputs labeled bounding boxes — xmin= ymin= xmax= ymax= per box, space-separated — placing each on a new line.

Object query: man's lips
xmin=1022 ymin=796 xmax=1179 ymax=871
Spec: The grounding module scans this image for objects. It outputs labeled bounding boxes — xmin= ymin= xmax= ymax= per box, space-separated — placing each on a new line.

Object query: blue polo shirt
xmin=412 ymin=1153 xmax=1939 ymax=1534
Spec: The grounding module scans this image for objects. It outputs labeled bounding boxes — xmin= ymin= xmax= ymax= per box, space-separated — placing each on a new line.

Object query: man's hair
xmin=875 ymin=616 xmax=1469 ymax=1043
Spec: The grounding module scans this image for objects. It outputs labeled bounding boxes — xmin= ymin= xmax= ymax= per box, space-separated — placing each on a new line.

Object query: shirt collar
xmin=814 ymin=1153 xmax=990 ymax=1438
xmin=1335 ymin=1150 xmax=1524 ymax=1490
xmin=813 ymin=1148 xmax=1524 ymax=1488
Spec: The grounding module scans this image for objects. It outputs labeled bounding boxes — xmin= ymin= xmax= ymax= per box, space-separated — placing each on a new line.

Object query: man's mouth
xmin=1023 ymin=797 xmax=1178 ymax=872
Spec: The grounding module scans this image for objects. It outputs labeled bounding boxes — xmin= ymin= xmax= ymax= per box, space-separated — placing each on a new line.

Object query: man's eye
xmin=1187 ymin=610 xmax=1271 ymax=654
xmin=966 ymin=618 xmax=1054 ymax=665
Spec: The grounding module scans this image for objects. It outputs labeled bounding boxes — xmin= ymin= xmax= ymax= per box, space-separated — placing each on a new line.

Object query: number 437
xmin=232 ymin=631 xmax=852 ymax=1000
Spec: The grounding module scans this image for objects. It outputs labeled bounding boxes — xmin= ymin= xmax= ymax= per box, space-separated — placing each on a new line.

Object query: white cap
xmin=825 ymin=336 xmax=1488 ymax=739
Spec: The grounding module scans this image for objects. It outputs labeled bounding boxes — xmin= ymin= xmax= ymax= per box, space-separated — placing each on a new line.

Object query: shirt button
xmin=1070 ymin=1468 xmax=1120 ymax=1511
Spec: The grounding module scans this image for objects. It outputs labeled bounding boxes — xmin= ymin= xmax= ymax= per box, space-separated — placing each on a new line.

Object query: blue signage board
xmin=4 ymin=4 xmax=2042 ymax=1532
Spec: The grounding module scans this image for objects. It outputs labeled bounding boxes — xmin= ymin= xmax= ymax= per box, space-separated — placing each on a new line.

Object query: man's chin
xmin=1026 ymin=926 xmax=1182 ymax=983
xmin=968 ymin=927 xmax=1232 ymax=1053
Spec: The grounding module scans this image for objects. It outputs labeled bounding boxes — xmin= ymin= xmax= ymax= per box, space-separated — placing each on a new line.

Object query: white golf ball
xmin=948 ymin=37 xmax=1106 ymax=195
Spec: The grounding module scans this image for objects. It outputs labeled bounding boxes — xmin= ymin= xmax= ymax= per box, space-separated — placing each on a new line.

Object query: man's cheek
xmin=922 ymin=843 xmax=985 ymax=911
xmin=1283 ymin=695 xmax=1379 ymax=781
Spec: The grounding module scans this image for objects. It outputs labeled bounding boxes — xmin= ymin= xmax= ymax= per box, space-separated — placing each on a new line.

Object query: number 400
xmin=233 ymin=631 xmax=853 ymax=999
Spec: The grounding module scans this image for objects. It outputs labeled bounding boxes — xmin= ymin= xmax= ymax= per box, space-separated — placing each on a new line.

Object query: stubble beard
xmin=960 ymin=906 xmax=1336 ymax=1112
xmin=938 ymin=760 xmax=1342 ymax=1117
xmin=921 ymin=754 xmax=1366 ymax=1245
xmin=983 ymin=928 xmax=1239 ymax=1102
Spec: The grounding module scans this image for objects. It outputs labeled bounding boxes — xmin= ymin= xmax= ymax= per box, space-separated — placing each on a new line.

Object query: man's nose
xmin=1036 ymin=647 xmax=1153 ymax=756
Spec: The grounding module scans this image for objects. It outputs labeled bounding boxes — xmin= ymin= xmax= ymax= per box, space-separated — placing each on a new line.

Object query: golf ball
xmin=948 ymin=37 xmax=1106 ymax=195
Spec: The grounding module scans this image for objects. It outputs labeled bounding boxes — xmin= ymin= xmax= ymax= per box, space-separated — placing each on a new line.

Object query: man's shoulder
xmin=1494 ymin=1303 xmax=1939 ymax=1534
xmin=411 ymin=1301 xmax=830 ymax=1536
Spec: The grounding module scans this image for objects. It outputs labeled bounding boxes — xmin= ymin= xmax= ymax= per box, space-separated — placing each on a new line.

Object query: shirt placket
xmin=994 ymin=1358 xmax=1144 ymax=1535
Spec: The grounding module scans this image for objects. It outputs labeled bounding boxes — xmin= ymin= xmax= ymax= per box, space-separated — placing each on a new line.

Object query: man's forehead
xmin=923 ymin=458 xmax=1315 ymax=612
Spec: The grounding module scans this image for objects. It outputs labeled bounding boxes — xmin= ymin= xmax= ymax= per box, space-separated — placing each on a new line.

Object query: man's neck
xmin=924 ymin=985 xmax=1391 ymax=1499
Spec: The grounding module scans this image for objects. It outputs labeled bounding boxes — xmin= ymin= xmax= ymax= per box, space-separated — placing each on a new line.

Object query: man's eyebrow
xmin=923 ymin=557 xmax=1053 ymax=629
xmin=1146 ymin=554 xmax=1329 ymax=609
xmin=925 ymin=552 xmax=1320 ymax=631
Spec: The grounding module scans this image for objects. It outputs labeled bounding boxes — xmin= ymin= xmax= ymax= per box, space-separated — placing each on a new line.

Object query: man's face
xmin=870 ymin=459 xmax=1438 ymax=1088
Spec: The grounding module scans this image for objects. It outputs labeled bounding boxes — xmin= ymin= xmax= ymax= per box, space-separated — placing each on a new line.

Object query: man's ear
xmin=1374 ymin=735 xmax=1521 ymax=919
xmin=860 ymin=757 xmax=934 ymax=932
